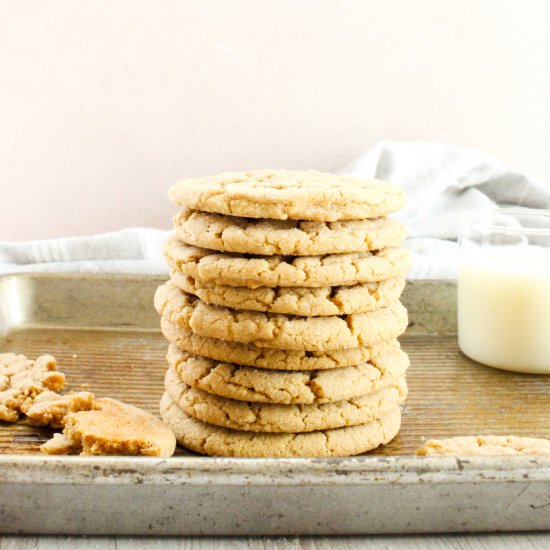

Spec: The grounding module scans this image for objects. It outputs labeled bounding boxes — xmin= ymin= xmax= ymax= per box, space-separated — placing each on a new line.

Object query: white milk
xmin=458 ymin=246 xmax=550 ymax=374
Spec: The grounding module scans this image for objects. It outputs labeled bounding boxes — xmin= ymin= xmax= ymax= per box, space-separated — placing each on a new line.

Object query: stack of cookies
xmin=155 ymin=170 xmax=410 ymax=457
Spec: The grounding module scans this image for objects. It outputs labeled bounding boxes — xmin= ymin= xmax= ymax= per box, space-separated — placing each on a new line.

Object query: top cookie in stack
xmin=156 ymin=169 xmax=410 ymax=457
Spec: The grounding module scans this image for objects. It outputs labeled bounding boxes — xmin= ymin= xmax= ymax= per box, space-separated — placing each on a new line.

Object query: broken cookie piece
xmin=1 ymin=352 xmax=176 ymax=457
xmin=0 ymin=353 xmax=65 ymax=422
xmin=41 ymin=398 xmax=176 ymax=457
xmin=0 ymin=389 xmax=22 ymax=422
xmin=22 ymin=390 xmax=95 ymax=429
xmin=40 ymin=433 xmax=79 ymax=455
xmin=416 ymin=435 xmax=550 ymax=456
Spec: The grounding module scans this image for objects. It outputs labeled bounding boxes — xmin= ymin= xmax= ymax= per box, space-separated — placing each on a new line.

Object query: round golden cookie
xmin=166 ymin=344 xmax=409 ymax=404
xmin=169 ymin=170 xmax=406 ymax=222
xmin=155 ymin=282 xmax=408 ymax=352
xmin=174 ymin=210 xmax=406 ymax=256
xmin=160 ymin=391 xmax=401 ymax=457
xmin=163 ymin=237 xmax=410 ymax=289
xmin=161 ymin=317 xmax=388 ymax=371
xmin=164 ymin=368 xmax=406 ymax=433
xmin=170 ymin=270 xmax=406 ymax=317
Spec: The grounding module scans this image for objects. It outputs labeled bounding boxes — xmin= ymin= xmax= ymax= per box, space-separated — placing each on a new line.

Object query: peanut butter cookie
xmin=160 ymin=391 xmax=401 ymax=457
xmin=169 ymin=169 xmax=405 ymax=221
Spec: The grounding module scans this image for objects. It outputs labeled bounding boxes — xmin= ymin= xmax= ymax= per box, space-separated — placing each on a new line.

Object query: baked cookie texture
xmin=164 ymin=368 xmax=406 ymax=433
xmin=155 ymin=282 xmax=408 ymax=351
xmin=0 ymin=351 xmax=176 ymax=457
xmin=42 ymin=398 xmax=176 ymax=457
xmin=23 ymin=390 xmax=95 ymax=428
xmin=416 ymin=436 xmax=550 ymax=456
xmin=164 ymin=237 xmax=411 ymax=289
xmin=166 ymin=343 xmax=409 ymax=404
xmin=160 ymin=391 xmax=402 ymax=457
xmin=174 ymin=209 xmax=406 ymax=256
xmin=169 ymin=169 xmax=406 ymax=221
xmin=161 ymin=317 xmax=384 ymax=371
xmin=170 ymin=270 xmax=406 ymax=316
xmin=0 ymin=353 xmax=64 ymax=422
xmin=157 ymin=169 xmax=410 ymax=457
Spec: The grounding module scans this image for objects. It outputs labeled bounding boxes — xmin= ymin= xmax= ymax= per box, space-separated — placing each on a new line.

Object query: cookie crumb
xmin=41 ymin=433 xmax=79 ymax=455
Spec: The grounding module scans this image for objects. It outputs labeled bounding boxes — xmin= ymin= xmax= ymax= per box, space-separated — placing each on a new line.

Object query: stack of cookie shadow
xmin=155 ymin=170 xmax=411 ymax=457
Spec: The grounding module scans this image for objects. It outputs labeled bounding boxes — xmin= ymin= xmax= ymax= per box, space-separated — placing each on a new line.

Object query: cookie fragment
xmin=416 ymin=436 xmax=550 ymax=456
xmin=0 ymin=353 xmax=64 ymax=423
xmin=41 ymin=398 xmax=176 ymax=457
xmin=0 ymin=352 xmax=176 ymax=457
xmin=40 ymin=433 xmax=79 ymax=455
xmin=22 ymin=390 xmax=95 ymax=428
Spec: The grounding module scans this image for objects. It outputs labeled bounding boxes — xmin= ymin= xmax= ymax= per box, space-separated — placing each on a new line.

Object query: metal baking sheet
xmin=0 ymin=273 xmax=549 ymax=535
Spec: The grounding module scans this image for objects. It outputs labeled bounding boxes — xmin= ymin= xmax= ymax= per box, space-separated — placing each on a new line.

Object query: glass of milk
xmin=458 ymin=208 xmax=550 ymax=374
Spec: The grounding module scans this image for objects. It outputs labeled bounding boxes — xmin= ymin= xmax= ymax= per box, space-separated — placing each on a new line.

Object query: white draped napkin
xmin=0 ymin=228 xmax=169 ymax=275
xmin=2 ymin=141 xmax=549 ymax=278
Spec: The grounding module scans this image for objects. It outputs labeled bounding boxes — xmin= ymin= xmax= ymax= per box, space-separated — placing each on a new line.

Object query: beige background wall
xmin=2 ymin=0 xmax=550 ymax=240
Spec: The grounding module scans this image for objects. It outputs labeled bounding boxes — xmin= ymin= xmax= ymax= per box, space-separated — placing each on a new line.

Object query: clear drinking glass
xmin=458 ymin=208 xmax=550 ymax=374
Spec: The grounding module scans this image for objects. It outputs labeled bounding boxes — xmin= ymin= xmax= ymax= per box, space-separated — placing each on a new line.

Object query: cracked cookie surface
xmin=160 ymin=391 xmax=401 ymax=457
xmin=161 ymin=317 xmax=386 ymax=371
xmin=169 ymin=169 xmax=406 ymax=222
xmin=170 ymin=270 xmax=405 ymax=316
xmin=155 ymin=282 xmax=408 ymax=351
xmin=164 ymin=368 xmax=406 ymax=433
xmin=166 ymin=344 xmax=409 ymax=404
xmin=164 ymin=237 xmax=410 ymax=289
xmin=174 ymin=209 xmax=406 ymax=256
